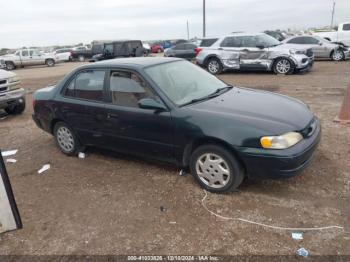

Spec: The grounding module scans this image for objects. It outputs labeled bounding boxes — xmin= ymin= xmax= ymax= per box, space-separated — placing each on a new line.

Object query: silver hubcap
xmin=208 ymin=60 xmax=219 ymax=74
xmin=57 ymin=126 xmax=74 ymax=152
xmin=333 ymin=51 xmax=343 ymax=61
xmin=276 ymin=59 xmax=291 ymax=74
xmin=196 ymin=153 xmax=231 ymax=189
xmin=48 ymin=60 xmax=53 ymax=66
xmin=79 ymin=56 xmax=84 ymax=61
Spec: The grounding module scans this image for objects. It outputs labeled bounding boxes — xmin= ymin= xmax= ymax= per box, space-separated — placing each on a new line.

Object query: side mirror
xmin=138 ymin=98 xmax=167 ymax=111
xmin=256 ymin=45 xmax=265 ymax=49
xmin=318 ymin=42 xmax=323 ymax=46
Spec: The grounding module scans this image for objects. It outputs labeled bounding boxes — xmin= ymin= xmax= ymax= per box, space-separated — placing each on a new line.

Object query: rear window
xmin=200 ymin=38 xmax=218 ymax=47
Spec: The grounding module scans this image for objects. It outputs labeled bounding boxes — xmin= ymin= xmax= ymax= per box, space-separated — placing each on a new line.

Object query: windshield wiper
xmin=181 ymin=85 xmax=233 ymax=107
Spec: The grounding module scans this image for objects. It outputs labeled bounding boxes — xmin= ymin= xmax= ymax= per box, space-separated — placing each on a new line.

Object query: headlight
xmin=290 ymin=49 xmax=306 ymax=55
xmin=260 ymin=132 xmax=303 ymax=149
xmin=8 ymin=76 xmax=20 ymax=83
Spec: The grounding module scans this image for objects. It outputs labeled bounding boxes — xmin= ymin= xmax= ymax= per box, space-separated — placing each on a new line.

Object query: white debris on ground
xmin=292 ymin=232 xmax=303 ymax=240
xmin=1 ymin=150 xmax=18 ymax=157
xmin=6 ymin=159 xmax=17 ymax=163
xmin=38 ymin=164 xmax=50 ymax=174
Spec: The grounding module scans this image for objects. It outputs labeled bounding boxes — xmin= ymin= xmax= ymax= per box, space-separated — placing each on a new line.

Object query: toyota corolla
xmin=32 ymin=58 xmax=321 ymax=193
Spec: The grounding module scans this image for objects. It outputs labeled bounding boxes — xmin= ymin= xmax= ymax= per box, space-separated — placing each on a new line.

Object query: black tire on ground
xmin=53 ymin=122 xmax=81 ymax=156
xmin=190 ymin=144 xmax=244 ymax=193
xmin=206 ymin=57 xmax=223 ymax=75
xmin=45 ymin=59 xmax=55 ymax=67
xmin=273 ymin=57 xmax=294 ymax=75
xmin=5 ymin=61 xmax=15 ymax=70
xmin=331 ymin=50 xmax=345 ymax=61
xmin=4 ymin=100 xmax=25 ymax=114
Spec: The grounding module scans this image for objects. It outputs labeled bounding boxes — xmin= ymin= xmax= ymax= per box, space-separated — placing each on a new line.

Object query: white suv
xmin=196 ymin=33 xmax=314 ymax=75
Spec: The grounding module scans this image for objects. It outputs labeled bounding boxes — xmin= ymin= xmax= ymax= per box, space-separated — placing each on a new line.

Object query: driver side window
xmin=109 ymin=71 xmax=157 ymax=108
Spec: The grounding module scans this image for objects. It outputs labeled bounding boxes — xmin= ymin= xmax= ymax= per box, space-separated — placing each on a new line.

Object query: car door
xmin=173 ymin=44 xmax=186 ymax=58
xmin=303 ymin=37 xmax=327 ymax=58
xmin=103 ymin=69 xmax=175 ymax=162
xmin=217 ymin=36 xmax=240 ymax=69
xmin=238 ymin=36 xmax=268 ymax=70
xmin=29 ymin=49 xmax=45 ymax=65
xmin=60 ymin=69 xmax=109 ymax=146
xmin=184 ymin=44 xmax=197 ymax=60
xmin=19 ymin=50 xmax=31 ymax=66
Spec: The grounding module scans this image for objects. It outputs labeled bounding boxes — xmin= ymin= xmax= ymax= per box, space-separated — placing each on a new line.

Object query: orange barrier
xmin=334 ymin=85 xmax=350 ymax=124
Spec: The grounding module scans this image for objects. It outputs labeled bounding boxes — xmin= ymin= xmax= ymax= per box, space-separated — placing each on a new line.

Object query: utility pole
xmin=187 ymin=20 xmax=190 ymax=40
xmin=330 ymin=0 xmax=336 ymax=29
xmin=203 ymin=0 xmax=206 ymax=37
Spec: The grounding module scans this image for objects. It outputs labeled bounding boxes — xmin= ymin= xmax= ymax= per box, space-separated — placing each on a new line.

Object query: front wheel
xmin=190 ymin=145 xmax=244 ymax=193
xmin=45 ymin=59 xmax=55 ymax=67
xmin=206 ymin=58 xmax=223 ymax=75
xmin=5 ymin=100 xmax=25 ymax=114
xmin=273 ymin=58 xmax=294 ymax=75
xmin=331 ymin=50 xmax=345 ymax=61
xmin=5 ymin=61 xmax=15 ymax=70
xmin=53 ymin=122 xmax=81 ymax=155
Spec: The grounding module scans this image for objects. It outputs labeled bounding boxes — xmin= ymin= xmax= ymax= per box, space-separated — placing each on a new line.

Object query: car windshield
xmin=256 ymin=34 xmax=281 ymax=47
xmin=145 ymin=61 xmax=228 ymax=106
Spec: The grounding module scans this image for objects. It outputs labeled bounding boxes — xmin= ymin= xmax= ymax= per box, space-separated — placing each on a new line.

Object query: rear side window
xmin=64 ymin=70 xmax=106 ymax=101
xmin=200 ymin=38 xmax=218 ymax=47
xmin=109 ymin=71 xmax=156 ymax=108
xmin=220 ymin=36 xmax=242 ymax=47
xmin=174 ymin=44 xmax=185 ymax=50
xmin=343 ymin=23 xmax=350 ymax=31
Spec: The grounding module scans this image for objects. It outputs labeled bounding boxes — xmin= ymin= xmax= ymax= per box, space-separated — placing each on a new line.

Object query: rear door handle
xmin=218 ymin=47 xmax=223 ymax=50
xmin=107 ymin=113 xmax=119 ymax=119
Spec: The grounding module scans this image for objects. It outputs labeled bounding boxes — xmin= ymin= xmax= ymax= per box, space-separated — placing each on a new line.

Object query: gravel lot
xmin=0 ymin=60 xmax=349 ymax=256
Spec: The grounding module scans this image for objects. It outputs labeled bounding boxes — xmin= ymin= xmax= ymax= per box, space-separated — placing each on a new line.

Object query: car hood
xmin=189 ymin=87 xmax=313 ymax=134
xmin=0 ymin=69 xmax=16 ymax=79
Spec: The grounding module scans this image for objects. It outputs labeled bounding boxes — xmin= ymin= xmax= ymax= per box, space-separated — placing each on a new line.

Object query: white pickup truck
xmin=313 ymin=22 xmax=350 ymax=46
xmin=0 ymin=49 xmax=57 ymax=70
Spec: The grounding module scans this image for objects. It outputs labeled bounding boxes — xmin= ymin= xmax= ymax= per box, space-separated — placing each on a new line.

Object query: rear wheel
xmin=190 ymin=144 xmax=244 ymax=193
xmin=5 ymin=100 xmax=25 ymax=114
xmin=53 ymin=122 xmax=81 ymax=155
xmin=5 ymin=61 xmax=15 ymax=70
xmin=206 ymin=58 xmax=223 ymax=75
xmin=45 ymin=59 xmax=55 ymax=67
xmin=331 ymin=50 xmax=345 ymax=61
xmin=273 ymin=57 xmax=294 ymax=75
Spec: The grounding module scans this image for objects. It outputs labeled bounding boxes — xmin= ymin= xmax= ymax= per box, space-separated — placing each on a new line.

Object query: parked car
xmin=0 ymin=69 xmax=25 ymax=114
xmin=283 ymin=35 xmax=350 ymax=61
xmin=264 ymin=30 xmax=286 ymax=41
xmin=0 ymin=49 xmax=56 ymax=70
xmin=32 ymin=57 xmax=320 ymax=193
xmin=313 ymin=22 xmax=350 ymax=46
xmin=90 ymin=40 xmax=145 ymax=62
xmin=151 ymin=44 xmax=164 ymax=53
xmin=54 ymin=48 xmax=73 ymax=62
xmin=196 ymin=33 xmax=314 ymax=75
xmin=164 ymin=43 xmax=197 ymax=60
xmin=70 ymin=46 xmax=93 ymax=62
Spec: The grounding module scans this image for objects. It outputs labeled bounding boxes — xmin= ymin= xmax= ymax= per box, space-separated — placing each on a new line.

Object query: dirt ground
xmin=0 ymin=60 xmax=349 ymax=256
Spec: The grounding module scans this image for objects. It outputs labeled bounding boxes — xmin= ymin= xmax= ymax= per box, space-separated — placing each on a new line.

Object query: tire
xmin=45 ymin=59 xmax=55 ymax=67
xmin=5 ymin=100 xmax=25 ymax=115
xmin=190 ymin=144 xmax=244 ymax=193
xmin=331 ymin=50 xmax=345 ymax=61
xmin=78 ymin=55 xmax=85 ymax=62
xmin=273 ymin=57 xmax=294 ymax=75
xmin=53 ymin=122 xmax=81 ymax=156
xmin=206 ymin=58 xmax=223 ymax=75
xmin=5 ymin=61 xmax=15 ymax=70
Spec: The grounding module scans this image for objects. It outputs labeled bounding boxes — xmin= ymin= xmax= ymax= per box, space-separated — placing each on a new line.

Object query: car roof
xmin=81 ymin=57 xmax=183 ymax=69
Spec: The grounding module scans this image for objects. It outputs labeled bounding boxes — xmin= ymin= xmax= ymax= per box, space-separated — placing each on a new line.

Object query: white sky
xmin=0 ymin=0 xmax=349 ymax=48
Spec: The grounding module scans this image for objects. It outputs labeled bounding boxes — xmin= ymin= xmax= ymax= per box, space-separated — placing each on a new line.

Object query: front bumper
xmin=236 ymin=118 xmax=321 ymax=179
xmin=0 ymin=88 xmax=26 ymax=109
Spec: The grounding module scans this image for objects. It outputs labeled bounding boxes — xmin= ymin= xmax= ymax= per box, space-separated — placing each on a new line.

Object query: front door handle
xmin=107 ymin=113 xmax=119 ymax=119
